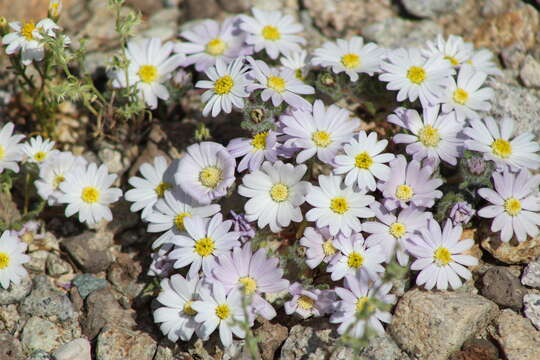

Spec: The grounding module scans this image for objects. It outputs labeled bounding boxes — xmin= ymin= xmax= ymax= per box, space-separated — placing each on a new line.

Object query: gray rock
xmin=360 ymin=334 xmax=410 ymax=360
xmin=21 ymin=317 xmax=61 ymax=353
xmin=95 ymin=326 xmax=157 ymax=360
xmin=26 ymin=250 xmax=50 ymax=273
xmin=481 ymin=266 xmax=527 ymax=310
xmin=520 ymin=56 xmax=540 ymax=88
xmin=107 ymin=253 xmax=144 ymax=300
xmin=72 ymin=274 xmax=109 ymax=299
xmin=46 ymin=253 xmax=72 ymax=277
xmin=153 ymin=341 xmax=174 ymax=360
xmin=491 ymin=309 xmax=540 ymax=360
xmin=27 ymin=350 xmax=54 ymax=360
xmin=390 ymin=289 xmax=499 ymax=360
xmin=0 ymin=303 xmax=21 ymax=333
xmin=62 ymin=231 xmax=114 ymax=273
xmin=104 ymin=201 xmax=139 ymax=235
xmin=522 ymin=258 xmax=540 ymax=288
xmin=0 ymin=275 xmax=32 ymax=305
xmin=254 ymin=318 xmax=288 ymax=360
xmin=401 ymin=0 xmax=464 ymax=19
xmin=53 ymin=338 xmax=92 ymax=360
xmin=363 ymin=17 xmax=442 ymax=48
xmin=20 ymin=275 xmax=75 ymax=322
xmin=0 ymin=333 xmax=23 ymax=360
xmin=501 ymin=43 xmax=527 ymax=70
xmin=524 ymin=294 xmax=540 ymax=331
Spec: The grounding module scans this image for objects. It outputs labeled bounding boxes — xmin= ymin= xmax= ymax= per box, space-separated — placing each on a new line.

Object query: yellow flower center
xmin=138 ymin=65 xmax=158 ymax=84
xmin=174 ymin=212 xmax=191 ymax=231
xmin=251 ymin=131 xmax=269 ymax=150
xmin=407 ymin=66 xmax=426 ymax=84
xmin=355 ymin=152 xmax=373 ymax=169
xmin=53 ymin=174 xmax=65 ymax=189
xmin=205 ymin=38 xmax=227 ymax=56
xmin=215 ymin=304 xmax=231 ymax=320
xmin=297 ymin=295 xmax=315 ymax=310
xmin=322 ymin=239 xmax=336 ymax=256
xmin=238 ymin=276 xmax=257 ymax=295
xmin=347 ymin=251 xmax=364 ymax=269
xmin=395 ymin=184 xmax=413 ymax=201
xmin=34 ymin=151 xmax=47 ymax=162
xmin=330 ymin=197 xmax=349 ymax=214
xmin=434 ymin=246 xmax=452 ymax=266
xmin=453 ymin=88 xmax=469 ymax=105
xmin=21 ymin=22 xmax=36 ymax=40
xmin=491 ymin=139 xmax=512 ymax=159
xmin=81 ymin=186 xmax=100 ymax=203
xmin=504 ymin=197 xmax=522 ymax=216
xmin=389 ymin=222 xmax=406 ymax=238
xmin=444 ymin=55 xmax=459 ymax=66
xmin=214 ymin=75 xmax=234 ymax=95
xmin=199 ymin=166 xmax=222 ymax=189
xmin=0 ymin=252 xmax=10 ymax=269
xmin=50 ymin=3 xmax=61 ymax=17
xmin=268 ymin=76 xmax=286 ymax=93
xmin=312 ymin=130 xmax=332 ymax=148
xmin=262 ymin=25 xmax=281 ymax=41
xmin=183 ymin=301 xmax=197 ymax=316
xmin=418 ymin=125 xmax=440 ymax=147
xmin=341 ymin=53 xmax=360 ymax=69
xmin=0 ymin=145 xmax=4 ymax=160
xmin=154 ymin=182 xmax=172 ymax=198
xmin=194 ymin=237 xmax=215 ymax=257
xmin=270 ymin=183 xmax=289 ymax=202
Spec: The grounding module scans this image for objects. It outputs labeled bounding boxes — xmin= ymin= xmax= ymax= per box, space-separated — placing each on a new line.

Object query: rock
xmin=0 ymin=304 xmax=21 ymax=333
xmin=62 ymin=230 xmax=114 ymax=273
xmin=182 ymin=0 xmax=220 ymax=20
xmin=389 ymin=289 xmax=499 ymax=360
xmin=524 ymin=294 xmax=540 ymax=331
xmin=153 ymin=340 xmax=175 ymax=360
xmin=501 ymin=43 xmax=527 ymax=70
xmin=449 ymin=339 xmax=499 ymax=360
xmin=363 ymin=17 xmax=442 ymax=48
xmin=53 ymin=338 xmax=92 ymax=360
xmin=20 ymin=275 xmax=75 ymax=322
xmin=0 ymin=275 xmax=32 ymax=305
xmin=491 ymin=309 xmax=540 ymax=360
xmin=0 ymin=191 xmax=21 ymax=228
xmin=254 ymin=319 xmax=288 ymax=360
xmin=105 ymin=201 xmax=139 ymax=235
xmin=401 ymin=0 xmax=464 ymax=19
xmin=522 ymin=258 xmax=540 ymax=288
xmin=520 ymin=56 xmax=540 ymax=88
xmin=107 ymin=253 xmax=144 ymax=300
xmin=95 ymin=326 xmax=157 ymax=360
xmin=481 ymin=266 xmax=527 ymax=310
xmin=481 ymin=234 xmax=540 ymax=264
xmin=217 ymin=0 xmax=252 ymax=13
xmin=46 ymin=253 xmax=72 ymax=277
xmin=27 ymin=350 xmax=54 ymax=360
xmin=26 ymin=250 xmax=49 ymax=273
xmin=360 ymin=334 xmax=410 ymax=360
xmin=21 ymin=317 xmax=61 ymax=353
xmin=72 ymin=274 xmax=110 ymax=299
xmin=0 ymin=333 xmax=23 ymax=360
xmin=125 ymin=0 xmax=164 ymax=14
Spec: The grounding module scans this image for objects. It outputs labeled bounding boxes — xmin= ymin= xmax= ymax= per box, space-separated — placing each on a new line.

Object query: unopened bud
xmin=249 ymin=108 xmax=264 ymax=124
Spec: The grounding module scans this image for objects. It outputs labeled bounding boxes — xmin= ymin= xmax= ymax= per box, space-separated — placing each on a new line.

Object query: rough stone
xmin=107 ymin=253 xmax=144 ymax=300
xmin=27 ymin=350 xmax=54 ymax=360
xmin=182 ymin=0 xmax=220 ymax=20
xmin=522 ymin=258 xmax=540 ymax=288
xmin=125 ymin=0 xmax=164 ymax=14
xmin=401 ymin=0 xmax=464 ymax=19
xmin=363 ymin=17 xmax=442 ymax=48
xmin=524 ymin=294 xmax=540 ymax=331
xmin=20 ymin=275 xmax=75 ymax=322
xmin=153 ymin=340 xmax=175 ymax=360
xmin=481 ymin=266 xmax=527 ymax=310
xmin=0 ymin=191 xmax=21 ymax=228
xmin=491 ymin=309 xmax=540 ymax=360
xmin=95 ymin=326 xmax=157 ymax=360
xmin=390 ymin=289 xmax=499 ymax=360
xmin=501 ymin=43 xmax=527 ymax=70
xmin=254 ymin=319 xmax=289 ymax=360
xmin=62 ymin=230 xmax=114 ymax=273
xmin=105 ymin=201 xmax=139 ymax=235
xmin=26 ymin=250 xmax=50 ymax=273
xmin=0 ymin=303 xmax=21 ymax=333
xmin=449 ymin=339 xmax=499 ymax=360
xmin=21 ymin=317 xmax=61 ymax=353
xmin=0 ymin=333 xmax=23 ymax=360
xmin=53 ymin=338 xmax=92 ymax=360
xmin=73 ymin=274 xmax=110 ymax=299
xmin=0 ymin=275 xmax=32 ymax=305
xmin=46 ymin=253 xmax=72 ymax=277
xmin=520 ymin=56 xmax=540 ymax=88
xmin=481 ymin=234 xmax=540 ymax=264
xmin=359 ymin=334 xmax=410 ymax=360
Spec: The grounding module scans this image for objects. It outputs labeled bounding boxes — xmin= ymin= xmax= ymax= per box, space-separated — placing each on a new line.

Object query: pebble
xmin=254 ymin=319 xmax=289 ymax=360
xmin=491 ymin=309 xmax=540 ymax=360
xmin=363 ymin=17 xmax=442 ymax=48
xmin=522 ymin=258 xmax=540 ymax=288
xmin=0 ymin=275 xmax=32 ymax=305
xmin=481 ymin=234 xmax=540 ymax=264
xmin=401 ymin=0 xmax=464 ymax=19
xmin=27 ymin=350 xmax=54 ymax=360
xmin=449 ymin=339 xmax=499 ymax=360
xmin=46 ymin=253 xmax=72 ymax=277
xmin=72 ymin=274 xmax=109 ymax=299
xmin=62 ymin=231 xmax=114 ymax=273
xmin=21 ymin=317 xmax=61 ymax=353
xmin=95 ymin=326 xmax=157 ymax=360
xmin=524 ymin=294 xmax=540 ymax=331
xmin=481 ymin=266 xmax=527 ymax=310
xmin=0 ymin=333 xmax=23 ymax=360
xmin=20 ymin=275 xmax=75 ymax=322
xmin=53 ymin=338 xmax=92 ymax=360
xmin=520 ymin=55 xmax=540 ymax=88
xmin=107 ymin=253 xmax=144 ymax=300
xmin=26 ymin=250 xmax=50 ymax=273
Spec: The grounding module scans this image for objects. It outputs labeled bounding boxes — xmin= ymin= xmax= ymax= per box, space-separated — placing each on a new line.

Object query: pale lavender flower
xmin=449 ymin=201 xmax=475 ymax=226
xmin=210 ymin=243 xmax=289 ymax=320
xmin=284 ymin=282 xmax=327 ymax=319
xmin=148 ymin=244 xmax=175 ymax=277
xmin=378 ymin=155 xmax=443 ymax=211
xmin=467 ymin=157 xmax=486 ymax=175
xmin=406 ymin=219 xmax=478 ymax=290
xmin=230 ymin=211 xmax=255 ymax=242
xmin=299 ymin=227 xmax=339 ymax=269
xmin=478 ymin=170 xmax=540 ymax=242
xmin=227 ymin=130 xmax=279 ymax=172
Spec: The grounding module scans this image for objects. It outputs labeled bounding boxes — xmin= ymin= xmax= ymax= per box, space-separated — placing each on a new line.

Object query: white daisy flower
xmin=240 ymin=8 xmax=305 ymax=60
xmin=326 ymin=232 xmax=386 ymax=281
xmin=305 ymin=175 xmax=375 ymax=236
xmin=441 ymin=64 xmax=494 ymax=122
xmin=196 ymin=57 xmax=251 ymax=117
xmin=146 ymin=189 xmax=221 ymax=249
xmin=0 ymin=231 xmax=30 ymax=289
xmin=468 ymin=48 xmax=503 ymax=77
xmin=227 ymin=130 xmax=279 ymax=172
xmin=238 ymin=161 xmax=311 ymax=233
xmin=0 ymin=122 xmax=25 ymax=174
xmin=388 ymin=106 xmax=462 ymax=166
xmin=280 ymin=50 xmax=308 ymax=80
xmin=281 ymin=100 xmax=360 ymax=164
xmin=177 ymin=17 xmax=248 ymax=72
xmin=246 ymin=57 xmax=314 ymax=110
xmin=379 ymin=48 xmax=454 ymax=107
xmin=168 ymin=213 xmax=240 ymax=277
xmin=191 ymin=282 xmax=251 ymax=348
xmin=422 ymin=34 xmax=473 ymax=68
xmin=463 ymin=117 xmax=540 ymax=171
xmin=333 ymin=131 xmax=394 ymax=192
xmin=125 ymin=156 xmax=175 ymax=220
xmin=153 ymin=274 xmax=203 ymax=342
xmin=58 ymin=163 xmax=123 ymax=225
xmin=312 ymin=37 xmax=385 ymax=81
xmin=35 ymin=152 xmax=87 ymax=206
xmin=112 ymin=38 xmax=185 ymax=109
xmin=21 ymin=136 xmax=59 ymax=164
xmin=2 ymin=18 xmax=62 ymax=65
